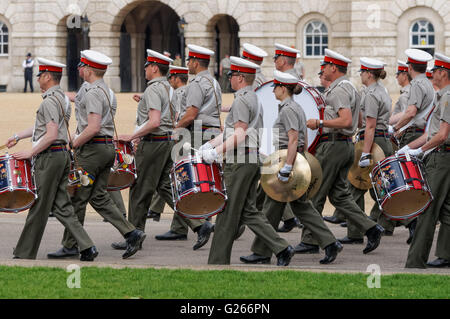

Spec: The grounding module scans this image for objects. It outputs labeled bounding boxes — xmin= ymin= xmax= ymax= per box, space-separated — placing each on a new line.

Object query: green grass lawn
xmin=0 ymin=265 xmax=449 ymax=299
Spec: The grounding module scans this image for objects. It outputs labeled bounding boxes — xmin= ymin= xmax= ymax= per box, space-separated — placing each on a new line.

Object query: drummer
xmin=338 ymin=58 xmax=394 ymax=244
xmin=239 ymin=70 xmax=342 ymax=265
xmin=392 ymin=49 xmax=435 ymax=244
xmin=403 ymin=52 xmax=450 ymax=268
xmin=7 ymin=58 xmax=97 ymax=261
xmin=301 ymin=49 xmax=385 ymax=255
xmin=390 ymin=61 xmax=412 ymax=126
xmin=110 ymin=49 xmax=178 ymax=251
xmin=201 ymin=58 xmax=294 ymax=266
xmin=155 ymin=44 xmax=218 ymax=250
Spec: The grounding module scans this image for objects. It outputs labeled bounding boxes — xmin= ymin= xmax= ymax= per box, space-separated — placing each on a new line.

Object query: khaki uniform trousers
xmin=302 ymin=140 xmax=376 ymax=245
xmin=128 ymin=140 xmax=176 ymax=231
xmin=208 ymin=162 xmax=289 ymax=264
xmin=406 ymin=151 xmax=450 ymax=268
xmin=14 ymin=151 xmax=94 ymax=258
xmin=62 ymin=143 xmax=135 ymax=249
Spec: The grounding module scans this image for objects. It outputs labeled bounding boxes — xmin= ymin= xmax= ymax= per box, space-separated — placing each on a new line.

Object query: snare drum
xmin=107 ymin=141 xmax=136 ymax=191
xmin=170 ymin=156 xmax=227 ymax=219
xmin=370 ymin=153 xmax=432 ymax=220
xmin=0 ymin=155 xmax=36 ymax=213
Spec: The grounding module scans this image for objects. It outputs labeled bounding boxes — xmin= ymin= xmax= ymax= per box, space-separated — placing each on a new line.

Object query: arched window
xmin=304 ymin=20 xmax=328 ymax=57
xmin=0 ymin=21 xmax=8 ymax=56
xmin=410 ymin=20 xmax=435 ymax=55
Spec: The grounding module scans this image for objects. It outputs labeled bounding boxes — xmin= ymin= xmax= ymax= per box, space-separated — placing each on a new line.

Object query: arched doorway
xmin=208 ymin=15 xmax=240 ymax=80
xmin=57 ymin=15 xmax=90 ymax=92
xmin=118 ymin=1 xmax=181 ymax=92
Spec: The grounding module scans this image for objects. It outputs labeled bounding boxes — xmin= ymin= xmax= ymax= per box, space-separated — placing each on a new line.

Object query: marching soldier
xmin=390 ymin=61 xmax=412 ymax=126
xmin=201 ymin=59 xmax=295 ymax=266
xmin=392 ymin=49 xmax=435 ymax=244
xmin=155 ymin=44 xmax=219 ymax=250
xmin=240 ymin=70 xmax=342 ymax=265
xmin=241 ymin=43 xmax=268 ymax=89
xmin=335 ymin=58 xmax=394 ymax=244
xmin=9 ymin=58 xmax=97 ymax=261
xmin=48 ymin=50 xmax=145 ymax=260
xmin=299 ymin=49 xmax=384 ymax=255
xmin=403 ymin=52 xmax=450 ymax=268
xmin=111 ymin=49 xmax=179 ymax=250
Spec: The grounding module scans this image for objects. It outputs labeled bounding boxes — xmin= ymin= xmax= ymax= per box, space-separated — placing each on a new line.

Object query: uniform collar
xmin=279 ymin=96 xmax=293 ymax=109
xmin=400 ymin=83 xmax=411 ymax=94
xmin=234 ymin=85 xmax=252 ymax=97
xmin=42 ymin=85 xmax=61 ymax=99
xmin=367 ymin=81 xmax=378 ymax=90
xmin=148 ymin=76 xmax=167 ymax=85
xmin=329 ymin=75 xmax=348 ymax=91
xmin=413 ymin=73 xmax=427 ymax=81
xmin=196 ymin=70 xmax=211 ymax=78
xmin=437 ymin=84 xmax=450 ymax=98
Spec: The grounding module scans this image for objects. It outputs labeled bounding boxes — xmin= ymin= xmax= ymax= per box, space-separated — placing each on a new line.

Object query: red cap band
xmin=324 ymin=56 xmax=348 ymax=67
xmin=80 ymin=57 xmax=108 ymax=70
xmin=275 ymin=50 xmax=297 ymax=58
xmin=189 ymin=52 xmax=211 ymax=60
xmin=407 ymin=57 xmax=427 ymax=65
xmin=361 ymin=65 xmax=383 ymax=71
xmin=243 ymin=51 xmax=263 ymax=61
xmin=39 ymin=65 xmax=63 ymax=73
xmin=426 ymin=72 xmax=433 ymax=78
xmin=170 ymin=69 xmax=188 ymax=74
xmin=273 ymin=79 xmax=297 ymax=86
xmin=147 ymin=56 xmax=170 ymax=65
xmin=398 ymin=66 xmax=408 ymax=72
xmin=435 ymin=59 xmax=450 ymax=70
xmin=230 ymin=64 xmax=256 ymax=74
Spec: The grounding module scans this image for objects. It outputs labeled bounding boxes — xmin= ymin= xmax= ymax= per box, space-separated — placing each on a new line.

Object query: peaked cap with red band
xmin=169 ymin=65 xmax=189 ymax=75
xmin=274 ymin=43 xmax=301 ymax=59
xmin=272 ymin=70 xmax=299 ymax=86
xmin=397 ymin=60 xmax=409 ymax=73
xmin=432 ymin=52 xmax=450 ymax=71
xmin=145 ymin=49 xmax=173 ymax=66
xmin=229 ymin=56 xmax=259 ymax=74
xmin=80 ymin=50 xmax=112 ymax=70
xmin=323 ymin=49 xmax=352 ymax=67
xmin=360 ymin=57 xmax=385 ymax=71
xmin=187 ymin=44 xmax=214 ymax=60
xmin=426 ymin=68 xmax=433 ymax=79
xmin=242 ymin=43 xmax=268 ymax=62
xmin=36 ymin=57 xmax=66 ymax=76
xmin=405 ymin=48 xmax=432 ymax=65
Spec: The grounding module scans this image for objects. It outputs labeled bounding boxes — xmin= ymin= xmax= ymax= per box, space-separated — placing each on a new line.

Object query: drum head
xmin=177 ymin=192 xmax=225 ymax=218
xmin=382 ymin=190 xmax=431 ymax=219
xmin=256 ymin=80 xmax=322 ymax=156
xmin=107 ymin=170 xmax=135 ymax=191
xmin=0 ymin=190 xmax=35 ymax=212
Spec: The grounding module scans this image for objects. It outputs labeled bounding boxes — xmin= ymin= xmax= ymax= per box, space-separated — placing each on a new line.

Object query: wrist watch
xmin=13 ymin=133 xmax=20 ymax=142
xmin=319 ymin=120 xmax=324 ymax=129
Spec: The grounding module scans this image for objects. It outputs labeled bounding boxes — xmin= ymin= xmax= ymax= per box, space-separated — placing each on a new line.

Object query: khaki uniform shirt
xmin=407 ymin=73 xmax=435 ymax=129
xmin=322 ymin=75 xmax=361 ymax=136
xmin=392 ymin=84 xmax=411 ymax=116
xmin=427 ymin=84 xmax=450 ymax=144
xmin=184 ymin=70 xmax=222 ymax=128
xmin=33 ymin=85 xmax=70 ymax=144
xmin=273 ymin=96 xmax=307 ymax=150
xmin=252 ymin=70 xmax=267 ymax=90
xmin=361 ymin=81 xmax=392 ymax=130
xmin=136 ymin=77 xmax=174 ymax=135
xmin=173 ymin=85 xmax=187 ymax=121
xmin=76 ymin=79 xmax=117 ymax=137
xmin=224 ymin=86 xmax=263 ymax=149
xmin=74 ymin=81 xmax=89 ymax=131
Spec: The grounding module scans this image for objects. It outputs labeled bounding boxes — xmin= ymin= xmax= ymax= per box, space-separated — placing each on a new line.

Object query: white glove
xmin=278 ymin=164 xmax=292 ymax=183
xmin=408 ymin=148 xmax=423 ymax=157
xmin=199 ymin=142 xmax=213 ymax=152
xmin=397 ymin=145 xmax=410 ymax=155
xmin=358 ymin=152 xmax=371 ymax=168
xmin=201 ymin=148 xmax=218 ymax=164
xmin=388 ymin=125 xmax=395 ymax=135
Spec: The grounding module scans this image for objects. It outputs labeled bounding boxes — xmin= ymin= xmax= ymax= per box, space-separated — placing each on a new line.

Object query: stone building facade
xmin=0 ymin=0 xmax=449 ymax=93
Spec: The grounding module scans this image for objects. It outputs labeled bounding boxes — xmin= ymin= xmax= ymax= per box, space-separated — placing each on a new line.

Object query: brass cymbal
xmin=260 ymin=149 xmax=311 ymax=202
xmin=348 ymin=141 xmax=385 ymax=190
xmin=304 ymin=152 xmax=323 ymax=199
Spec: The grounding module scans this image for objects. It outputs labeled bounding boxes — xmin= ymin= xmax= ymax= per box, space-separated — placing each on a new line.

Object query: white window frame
xmin=410 ymin=19 xmax=435 ymax=50
xmin=304 ymin=20 xmax=328 ymax=58
xmin=0 ymin=21 xmax=8 ymax=56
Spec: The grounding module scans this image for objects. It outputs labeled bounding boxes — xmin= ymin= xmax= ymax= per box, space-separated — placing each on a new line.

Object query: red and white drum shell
xmin=255 ymin=80 xmax=325 ymax=156
xmin=370 ymin=153 xmax=432 ymax=220
xmin=170 ymin=156 xmax=227 ymax=219
xmin=0 ymin=155 xmax=37 ymax=213
xmin=107 ymin=141 xmax=137 ymax=191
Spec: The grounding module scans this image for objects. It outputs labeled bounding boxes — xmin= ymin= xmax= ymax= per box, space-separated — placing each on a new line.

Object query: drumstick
xmin=0 ymin=144 xmax=7 ymax=151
